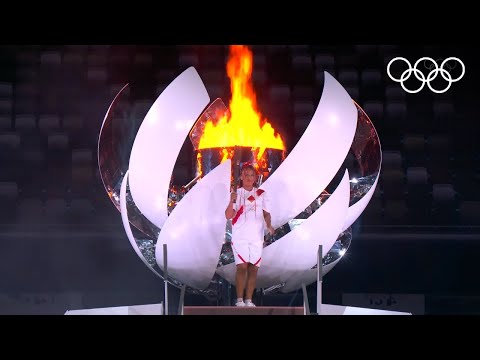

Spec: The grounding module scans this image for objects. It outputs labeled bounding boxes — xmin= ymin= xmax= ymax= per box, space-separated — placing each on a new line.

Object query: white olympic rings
xmin=387 ymin=57 xmax=465 ymax=94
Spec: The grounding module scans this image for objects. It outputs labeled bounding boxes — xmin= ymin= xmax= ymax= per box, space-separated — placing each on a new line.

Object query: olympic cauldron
xmin=97 ymin=51 xmax=381 ymax=298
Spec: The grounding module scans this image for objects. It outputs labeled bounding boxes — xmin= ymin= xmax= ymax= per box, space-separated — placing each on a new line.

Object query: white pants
xmin=231 ymin=241 xmax=263 ymax=267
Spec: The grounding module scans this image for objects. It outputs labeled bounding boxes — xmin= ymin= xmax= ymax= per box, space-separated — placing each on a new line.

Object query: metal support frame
xmin=163 ymin=243 xmax=168 ymax=315
xmin=317 ymin=245 xmax=323 ymax=315
xmin=302 ymin=283 xmax=310 ymax=315
xmin=178 ymin=284 xmax=186 ymax=315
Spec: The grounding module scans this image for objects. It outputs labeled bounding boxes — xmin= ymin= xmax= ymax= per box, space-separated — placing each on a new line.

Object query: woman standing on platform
xmin=225 ymin=163 xmax=275 ymax=307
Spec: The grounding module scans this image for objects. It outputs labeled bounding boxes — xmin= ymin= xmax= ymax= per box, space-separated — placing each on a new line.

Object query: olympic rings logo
xmin=387 ymin=57 xmax=465 ymax=94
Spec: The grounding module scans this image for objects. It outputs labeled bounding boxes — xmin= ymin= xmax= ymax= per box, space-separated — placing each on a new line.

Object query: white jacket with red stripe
xmin=232 ymin=187 xmax=270 ymax=245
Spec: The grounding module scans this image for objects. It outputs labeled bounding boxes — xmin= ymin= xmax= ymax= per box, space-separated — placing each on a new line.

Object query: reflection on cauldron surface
xmin=97 ymin=85 xmax=160 ymax=240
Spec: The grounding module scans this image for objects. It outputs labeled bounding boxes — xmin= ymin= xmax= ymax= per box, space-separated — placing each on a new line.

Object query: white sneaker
xmin=245 ymin=301 xmax=256 ymax=307
xmin=235 ymin=301 xmax=246 ymax=307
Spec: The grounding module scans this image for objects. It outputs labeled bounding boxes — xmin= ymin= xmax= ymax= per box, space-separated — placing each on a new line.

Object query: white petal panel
xmin=214 ymin=257 xmax=234 ymax=283
xmin=155 ymin=160 xmax=231 ymax=290
xmin=120 ymin=170 xmax=162 ymax=278
xmin=281 ymin=258 xmax=340 ymax=293
xmin=128 ymin=67 xmax=210 ymax=229
xmin=216 ymin=170 xmax=350 ymax=289
xmin=342 ymin=171 xmax=380 ymax=231
xmin=259 ymin=72 xmax=357 ymax=229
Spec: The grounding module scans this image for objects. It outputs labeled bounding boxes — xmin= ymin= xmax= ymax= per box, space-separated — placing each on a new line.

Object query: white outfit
xmin=231 ymin=186 xmax=270 ymax=267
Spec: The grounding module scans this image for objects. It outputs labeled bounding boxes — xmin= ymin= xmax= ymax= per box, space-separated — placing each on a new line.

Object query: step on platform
xmin=183 ymin=304 xmax=411 ymax=315
xmin=183 ymin=306 xmax=304 ymax=315
xmin=65 ymin=303 xmax=163 ymax=315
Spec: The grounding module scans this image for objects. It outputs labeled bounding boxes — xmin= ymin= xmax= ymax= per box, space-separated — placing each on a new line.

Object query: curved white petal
xmin=259 ymin=72 xmax=357 ymax=229
xmin=120 ymin=170 xmax=162 ymax=278
xmin=155 ymin=160 xmax=231 ymax=290
xmin=216 ymin=170 xmax=351 ymax=289
xmin=342 ymin=170 xmax=380 ymax=231
xmin=128 ymin=67 xmax=210 ymax=229
xmin=281 ymin=259 xmax=340 ymax=293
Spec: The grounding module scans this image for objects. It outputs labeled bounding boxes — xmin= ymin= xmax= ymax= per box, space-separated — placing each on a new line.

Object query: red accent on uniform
xmin=247 ymin=195 xmax=255 ymax=202
xmin=238 ymin=254 xmax=247 ymax=263
xmin=256 ymin=189 xmax=265 ymax=196
xmin=232 ymin=205 xmax=244 ymax=225
xmin=253 ymin=257 xmax=262 ymax=266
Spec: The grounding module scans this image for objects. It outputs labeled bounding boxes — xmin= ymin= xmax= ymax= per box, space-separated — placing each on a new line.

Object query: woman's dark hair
xmin=241 ymin=162 xmax=256 ymax=173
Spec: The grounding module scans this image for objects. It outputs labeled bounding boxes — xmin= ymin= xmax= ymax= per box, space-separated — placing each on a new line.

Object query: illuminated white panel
xmin=128 ymin=67 xmax=210 ymax=229
xmin=281 ymin=258 xmax=341 ymax=293
xmin=119 ymin=170 xmax=162 ymax=278
xmin=259 ymin=72 xmax=358 ymax=229
xmin=156 ymin=161 xmax=231 ymax=290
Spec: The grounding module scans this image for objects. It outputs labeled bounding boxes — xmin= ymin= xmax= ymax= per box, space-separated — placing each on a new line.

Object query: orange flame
xmin=198 ymin=45 xmax=285 ymax=161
